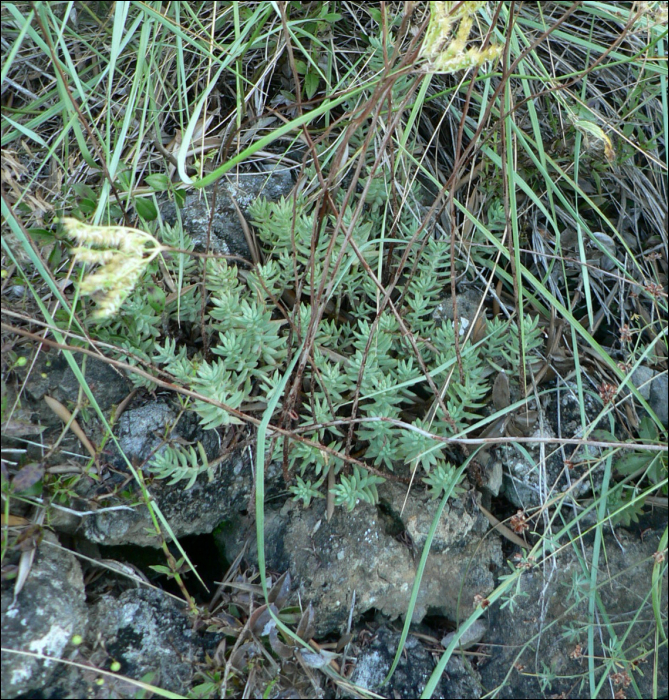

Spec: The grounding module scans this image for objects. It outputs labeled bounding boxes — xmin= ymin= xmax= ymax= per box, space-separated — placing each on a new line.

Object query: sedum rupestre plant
xmin=66 ymin=184 xmax=543 ymax=511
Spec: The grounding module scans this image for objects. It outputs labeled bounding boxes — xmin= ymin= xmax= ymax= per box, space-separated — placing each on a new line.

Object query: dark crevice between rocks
xmin=97 ymin=532 xmax=228 ymax=604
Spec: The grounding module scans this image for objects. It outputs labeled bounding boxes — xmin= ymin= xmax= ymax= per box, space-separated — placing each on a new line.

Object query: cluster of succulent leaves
xmin=82 ymin=186 xmax=543 ymax=510
xmin=245 ymin=189 xmax=544 ymax=508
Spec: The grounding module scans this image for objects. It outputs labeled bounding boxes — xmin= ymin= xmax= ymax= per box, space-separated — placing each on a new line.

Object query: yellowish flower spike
xmin=62 ymin=218 xmax=167 ymax=320
xmin=421 ymin=1 xmax=501 ymax=74
xmin=572 ymin=118 xmax=616 ymax=163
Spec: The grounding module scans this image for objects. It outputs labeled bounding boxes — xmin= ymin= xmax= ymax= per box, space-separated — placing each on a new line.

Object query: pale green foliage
xmin=191 ymin=360 xmax=250 ymax=429
xmin=149 ymin=441 xmax=212 ymax=490
xmin=398 ymin=418 xmax=446 ymax=472
xmin=75 ymin=185 xmax=543 ymax=509
xmin=497 ymin=559 xmax=531 ymax=615
xmin=246 ymin=193 xmax=543 ymax=508
xmin=289 ymin=475 xmax=326 ymax=508
xmin=363 ymin=176 xmax=388 ymax=212
xmin=283 ymin=437 xmax=345 ymax=478
xmin=422 ymin=461 xmax=467 ymax=499
xmin=331 ymin=466 xmax=385 ymax=511
xmin=358 ymin=419 xmax=398 ymax=471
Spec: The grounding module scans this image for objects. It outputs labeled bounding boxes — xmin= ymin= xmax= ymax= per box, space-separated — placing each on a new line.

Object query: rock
xmin=1 ymin=531 xmax=87 ymax=699
xmin=17 ymin=352 xmax=130 ymax=422
xmin=160 ymin=169 xmax=294 ymax=260
xmin=479 ymin=525 xmax=668 ymax=699
xmin=442 ymin=618 xmax=488 ymax=651
xmin=218 ymin=479 xmax=502 ymax=636
xmin=75 ymin=399 xmax=285 ymax=547
xmin=501 ymin=383 xmax=608 ymax=509
xmin=82 ymin=439 xmax=284 ymax=547
xmin=631 ymin=366 xmax=668 ymax=427
xmin=432 ymin=289 xmax=484 ymax=333
xmin=351 ymin=625 xmax=483 ymax=698
xmin=86 ymin=589 xmax=206 ymax=695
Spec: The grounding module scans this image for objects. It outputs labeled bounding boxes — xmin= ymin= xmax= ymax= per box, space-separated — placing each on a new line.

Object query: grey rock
xmin=632 ymin=366 xmax=668 ymax=427
xmin=479 ymin=525 xmax=668 ymax=699
xmin=20 ymin=353 xmax=130 ymax=416
xmin=4 ymin=284 xmax=26 ymax=300
xmin=78 ymin=399 xmax=283 ymax=547
xmin=441 ymin=618 xmax=488 ymax=651
xmin=87 ymin=588 xmax=205 ymax=695
xmin=160 ymin=169 xmax=294 ymax=259
xmin=351 ymin=626 xmax=482 ymax=699
xmin=115 ymin=401 xmax=179 ymax=465
xmin=501 ymin=383 xmax=608 ymax=509
xmin=9 ymin=352 xmax=130 ymax=473
xmin=82 ymin=443 xmax=284 ymax=547
xmin=219 ymin=479 xmax=502 ymax=636
xmin=1 ymin=531 xmax=87 ymax=699
xmin=432 ymin=288 xmax=485 ymax=332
